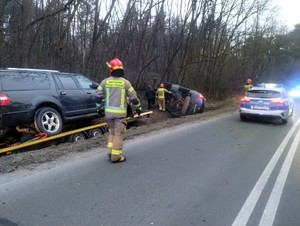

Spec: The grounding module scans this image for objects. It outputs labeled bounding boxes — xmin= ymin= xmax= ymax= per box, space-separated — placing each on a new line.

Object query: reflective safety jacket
xmin=156 ymin=87 xmax=171 ymax=99
xmin=97 ymin=76 xmax=141 ymax=119
xmin=244 ymin=84 xmax=253 ymax=92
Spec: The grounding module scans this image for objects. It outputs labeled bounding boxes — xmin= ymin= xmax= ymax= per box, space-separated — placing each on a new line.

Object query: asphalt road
xmin=1 ymin=103 xmax=300 ymax=226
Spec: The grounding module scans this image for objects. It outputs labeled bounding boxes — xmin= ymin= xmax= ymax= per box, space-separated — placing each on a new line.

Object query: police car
xmin=239 ymin=84 xmax=294 ymax=123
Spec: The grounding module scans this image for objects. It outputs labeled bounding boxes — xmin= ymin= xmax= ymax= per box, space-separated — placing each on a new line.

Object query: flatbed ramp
xmin=0 ymin=111 xmax=152 ymax=154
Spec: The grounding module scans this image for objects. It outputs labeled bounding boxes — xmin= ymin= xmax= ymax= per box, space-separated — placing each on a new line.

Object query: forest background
xmin=0 ymin=0 xmax=300 ymax=99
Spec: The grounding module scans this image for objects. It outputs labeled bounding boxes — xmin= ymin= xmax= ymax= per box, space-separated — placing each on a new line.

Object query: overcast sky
xmin=274 ymin=0 xmax=300 ymax=30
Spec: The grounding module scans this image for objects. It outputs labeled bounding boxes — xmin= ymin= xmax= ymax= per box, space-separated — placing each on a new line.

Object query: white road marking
xmin=232 ymin=118 xmax=300 ymax=226
xmin=259 ymin=124 xmax=300 ymax=226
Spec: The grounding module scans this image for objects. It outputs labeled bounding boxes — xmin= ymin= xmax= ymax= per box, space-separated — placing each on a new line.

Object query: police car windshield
xmin=247 ymin=90 xmax=281 ymax=98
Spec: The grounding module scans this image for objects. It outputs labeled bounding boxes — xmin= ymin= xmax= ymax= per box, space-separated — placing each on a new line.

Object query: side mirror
xmin=90 ymin=82 xmax=99 ymax=89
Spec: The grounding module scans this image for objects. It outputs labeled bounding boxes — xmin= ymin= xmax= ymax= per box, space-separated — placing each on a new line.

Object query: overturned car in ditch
xmin=163 ymin=82 xmax=206 ymax=117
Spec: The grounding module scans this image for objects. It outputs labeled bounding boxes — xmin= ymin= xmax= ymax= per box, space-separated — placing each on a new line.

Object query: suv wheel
xmin=34 ymin=107 xmax=63 ymax=136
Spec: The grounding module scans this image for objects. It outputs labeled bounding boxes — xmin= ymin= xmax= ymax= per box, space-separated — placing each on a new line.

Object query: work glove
xmin=135 ymin=106 xmax=142 ymax=116
xmin=96 ymin=103 xmax=105 ymax=117
xmin=97 ymin=108 xmax=105 ymax=117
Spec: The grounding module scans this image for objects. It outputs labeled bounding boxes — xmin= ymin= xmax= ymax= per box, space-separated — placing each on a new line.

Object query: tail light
xmin=271 ymin=99 xmax=284 ymax=105
xmin=0 ymin=93 xmax=12 ymax=106
xmin=199 ymin=94 xmax=204 ymax=102
xmin=240 ymin=97 xmax=251 ymax=102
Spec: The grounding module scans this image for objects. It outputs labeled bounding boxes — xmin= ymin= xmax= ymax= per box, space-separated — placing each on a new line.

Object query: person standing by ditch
xmin=156 ymin=83 xmax=171 ymax=111
xmin=97 ymin=58 xmax=141 ymax=163
xmin=145 ymin=85 xmax=156 ymax=109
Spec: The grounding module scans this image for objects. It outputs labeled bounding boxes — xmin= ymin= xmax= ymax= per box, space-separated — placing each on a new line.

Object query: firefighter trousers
xmin=157 ymin=98 xmax=166 ymax=111
xmin=106 ymin=118 xmax=127 ymax=160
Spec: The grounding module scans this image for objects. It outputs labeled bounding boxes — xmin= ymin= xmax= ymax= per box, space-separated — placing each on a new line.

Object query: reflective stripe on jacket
xmin=244 ymin=84 xmax=253 ymax=91
xmin=97 ymin=76 xmax=140 ymax=119
xmin=156 ymin=87 xmax=169 ymax=99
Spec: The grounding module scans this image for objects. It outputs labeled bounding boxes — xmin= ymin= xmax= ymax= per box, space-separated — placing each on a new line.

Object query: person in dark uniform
xmin=145 ymin=85 xmax=156 ymax=109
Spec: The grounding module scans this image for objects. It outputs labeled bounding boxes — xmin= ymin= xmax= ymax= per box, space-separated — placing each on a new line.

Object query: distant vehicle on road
xmin=163 ymin=82 xmax=206 ymax=117
xmin=239 ymin=83 xmax=294 ymax=124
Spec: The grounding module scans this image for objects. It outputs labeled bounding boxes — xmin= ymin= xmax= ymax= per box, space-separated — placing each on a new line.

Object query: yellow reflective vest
xmin=244 ymin=84 xmax=253 ymax=92
xmin=97 ymin=76 xmax=140 ymax=119
xmin=156 ymin=87 xmax=170 ymax=99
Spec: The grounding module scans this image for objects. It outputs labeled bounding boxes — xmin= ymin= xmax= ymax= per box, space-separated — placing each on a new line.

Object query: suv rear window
xmin=247 ymin=90 xmax=282 ymax=98
xmin=0 ymin=72 xmax=50 ymax=91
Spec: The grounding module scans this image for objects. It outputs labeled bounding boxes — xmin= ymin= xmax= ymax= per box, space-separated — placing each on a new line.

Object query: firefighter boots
xmin=111 ymin=154 xmax=126 ymax=163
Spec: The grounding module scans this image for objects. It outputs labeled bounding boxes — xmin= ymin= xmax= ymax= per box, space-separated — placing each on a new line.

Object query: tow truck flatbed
xmin=0 ymin=111 xmax=152 ymax=154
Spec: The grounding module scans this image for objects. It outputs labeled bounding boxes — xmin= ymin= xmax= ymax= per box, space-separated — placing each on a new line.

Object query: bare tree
xmin=21 ymin=0 xmax=33 ymax=67
xmin=0 ymin=0 xmax=299 ymax=99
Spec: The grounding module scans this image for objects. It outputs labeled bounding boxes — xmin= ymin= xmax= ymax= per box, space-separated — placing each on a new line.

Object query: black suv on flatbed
xmin=0 ymin=68 xmax=100 ymax=140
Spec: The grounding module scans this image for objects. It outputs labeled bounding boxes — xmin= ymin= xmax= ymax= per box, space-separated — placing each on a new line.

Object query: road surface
xmin=1 ymin=103 xmax=300 ymax=226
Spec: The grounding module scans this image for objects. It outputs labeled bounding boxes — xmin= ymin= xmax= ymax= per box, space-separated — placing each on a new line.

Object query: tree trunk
xmin=21 ymin=0 xmax=33 ymax=67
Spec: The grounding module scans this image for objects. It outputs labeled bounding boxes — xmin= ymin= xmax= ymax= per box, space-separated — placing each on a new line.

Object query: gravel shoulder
xmin=0 ymin=97 xmax=239 ymax=175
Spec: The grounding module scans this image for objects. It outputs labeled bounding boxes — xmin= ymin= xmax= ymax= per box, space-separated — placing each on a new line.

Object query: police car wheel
xmin=240 ymin=114 xmax=247 ymax=121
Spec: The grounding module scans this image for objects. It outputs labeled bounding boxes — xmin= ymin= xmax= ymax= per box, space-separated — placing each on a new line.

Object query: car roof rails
xmin=4 ymin=68 xmax=60 ymax=72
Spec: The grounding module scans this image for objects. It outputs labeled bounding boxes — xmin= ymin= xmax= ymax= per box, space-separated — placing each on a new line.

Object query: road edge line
xmin=232 ymin=118 xmax=300 ymax=226
xmin=258 ymin=122 xmax=300 ymax=225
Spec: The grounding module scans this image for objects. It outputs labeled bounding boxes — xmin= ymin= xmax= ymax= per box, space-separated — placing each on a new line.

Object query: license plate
xmin=252 ymin=105 xmax=269 ymax=110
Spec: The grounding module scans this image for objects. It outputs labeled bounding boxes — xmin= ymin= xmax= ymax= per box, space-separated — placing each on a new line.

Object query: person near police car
xmin=244 ymin=78 xmax=253 ymax=95
xmin=156 ymin=83 xmax=171 ymax=111
xmin=97 ymin=58 xmax=141 ymax=163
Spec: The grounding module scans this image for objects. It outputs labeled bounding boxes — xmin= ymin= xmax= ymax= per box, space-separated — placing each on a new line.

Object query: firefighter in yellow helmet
xmin=244 ymin=78 xmax=253 ymax=95
xmin=97 ymin=58 xmax=141 ymax=163
xmin=156 ymin=83 xmax=171 ymax=111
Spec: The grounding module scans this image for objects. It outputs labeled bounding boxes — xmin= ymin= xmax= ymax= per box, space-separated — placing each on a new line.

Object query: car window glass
xmin=0 ymin=72 xmax=50 ymax=91
xmin=55 ymin=74 xmax=79 ymax=89
xmin=74 ymin=74 xmax=93 ymax=89
xmin=247 ymin=90 xmax=281 ymax=98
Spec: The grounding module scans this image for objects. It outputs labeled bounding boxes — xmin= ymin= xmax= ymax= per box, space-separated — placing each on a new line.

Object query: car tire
xmin=282 ymin=118 xmax=288 ymax=124
xmin=167 ymin=99 xmax=184 ymax=117
xmin=181 ymin=96 xmax=190 ymax=115
xmin=68 ymin=132 xmax=86 ymax=142
xmin=88 ymin=128 xmax=103 ymax=138
xmin=34 ymin=107 xmax=63 ymax=136
xmin=240 ymin=114 xmax=247 ymax=121
xmin=101 ymin=125 xmax=109 ymax=133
